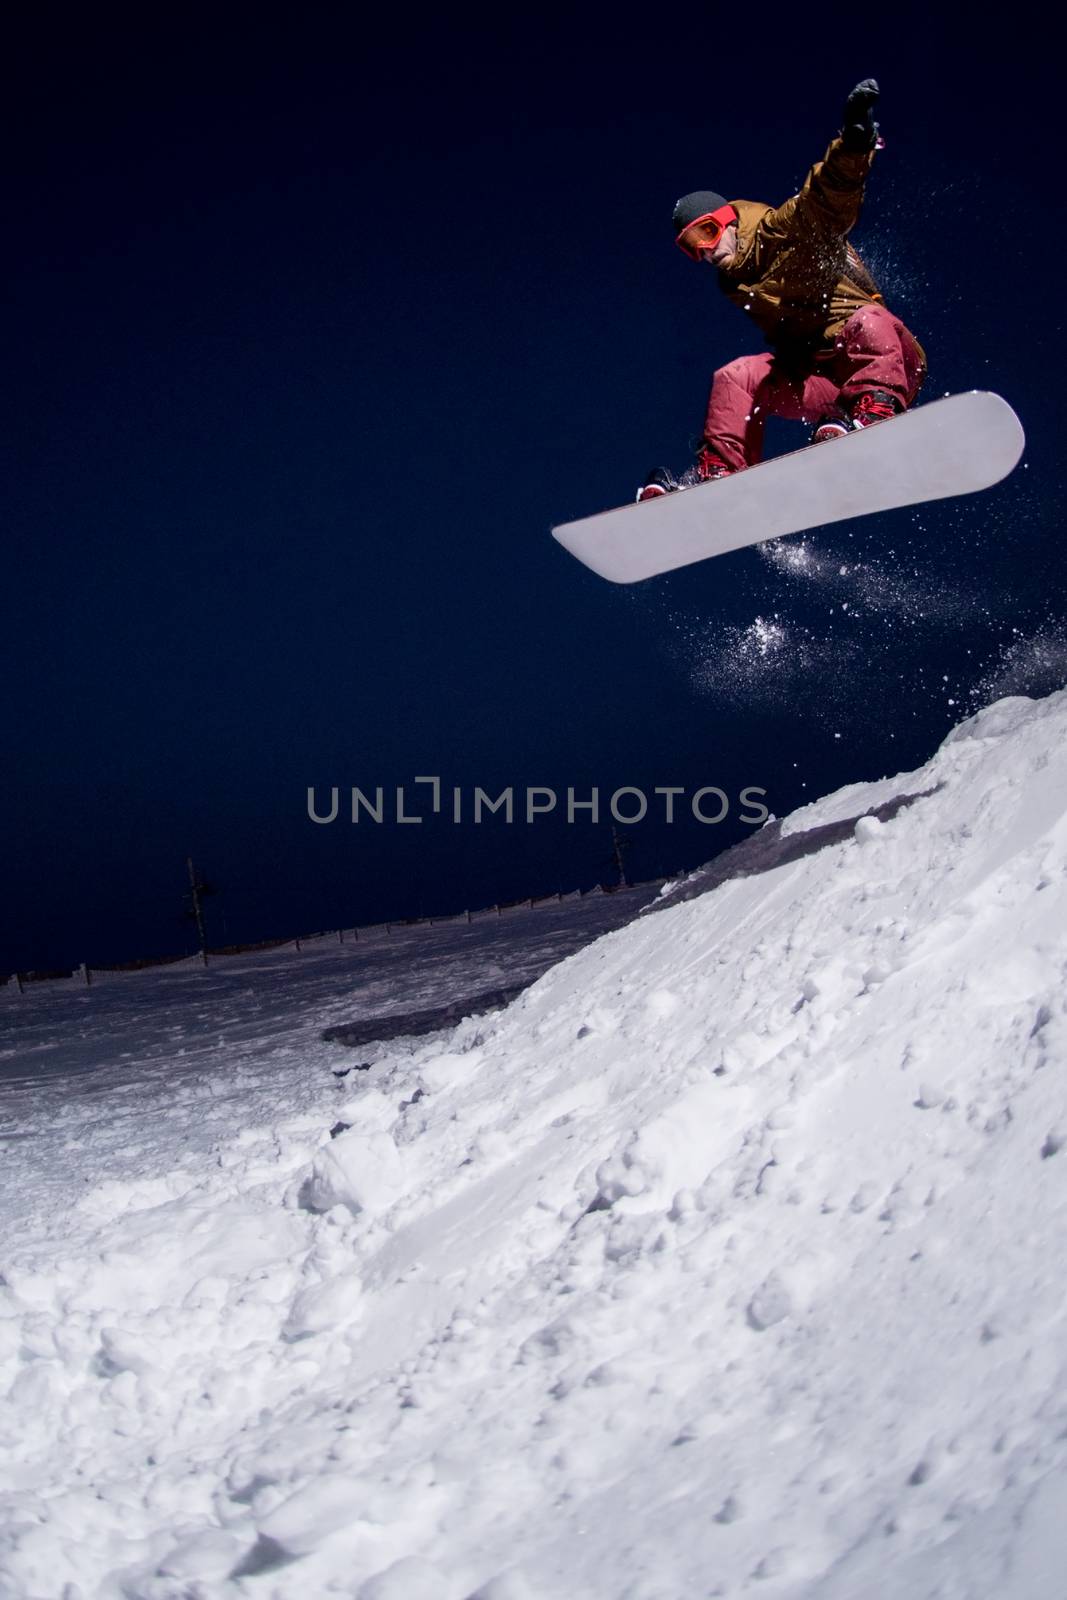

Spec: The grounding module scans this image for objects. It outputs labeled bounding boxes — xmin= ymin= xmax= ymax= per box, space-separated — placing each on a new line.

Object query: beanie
xmin=671 ymin=190 xmax=731 ymax=237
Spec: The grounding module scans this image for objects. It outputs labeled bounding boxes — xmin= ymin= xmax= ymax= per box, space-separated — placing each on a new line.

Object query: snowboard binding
xmin=636 ymin=449 xmax=734 ymax=503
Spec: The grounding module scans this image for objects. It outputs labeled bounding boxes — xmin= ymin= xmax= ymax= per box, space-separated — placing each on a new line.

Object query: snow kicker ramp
xmin=2 ymin=691 xmax=1067 ymax=1598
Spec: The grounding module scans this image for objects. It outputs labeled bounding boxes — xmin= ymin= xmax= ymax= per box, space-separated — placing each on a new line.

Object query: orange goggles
xmin=676 ymin=204 xmax=737 ymax=260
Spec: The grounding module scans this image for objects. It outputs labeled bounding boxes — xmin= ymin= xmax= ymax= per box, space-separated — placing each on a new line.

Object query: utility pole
xmin=610 ymin=825 xmax=631 ymax=888
xmin=185 ymin=856 xmax=211 ymax=965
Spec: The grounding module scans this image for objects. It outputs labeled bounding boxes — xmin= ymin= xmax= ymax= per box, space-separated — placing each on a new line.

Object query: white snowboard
xmin=552 ymin=391 xmax=1025 ymax=584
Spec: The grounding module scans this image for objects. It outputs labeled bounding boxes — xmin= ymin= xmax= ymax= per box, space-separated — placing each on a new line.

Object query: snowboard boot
xmin=635 ymin=466 xmax=679 ymax=502
xmin=810 ymin=412 xmax=850 ymax=444
xmin=850 ymin=389 xmax=902 ymax=427
xmin=635 ymin=447 xmax=734 ymax=502
xmin=695 ymin=444 xmax=734 ymax=482
xmin=811 ymin=389 xmax=902 ymax=445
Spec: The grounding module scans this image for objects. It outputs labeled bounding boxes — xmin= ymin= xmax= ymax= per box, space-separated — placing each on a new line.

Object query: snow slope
xmin=0 ymin=889 xmax=658 ymax=1235
xmin=3 ymin=691 xmax=1067 ymax=1599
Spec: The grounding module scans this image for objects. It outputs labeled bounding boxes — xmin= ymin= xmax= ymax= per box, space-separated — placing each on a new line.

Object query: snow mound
xmin=3 ymin=691 xmax=1067 ymax=1598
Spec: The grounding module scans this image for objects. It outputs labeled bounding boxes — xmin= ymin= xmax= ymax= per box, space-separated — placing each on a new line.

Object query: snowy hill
xmin=3 ymin=690 xmax=1067 ymax=1599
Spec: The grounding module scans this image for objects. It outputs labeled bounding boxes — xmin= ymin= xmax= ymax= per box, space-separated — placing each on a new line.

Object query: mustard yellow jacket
xmin=721 ymin=136 xmax=926 ymax=371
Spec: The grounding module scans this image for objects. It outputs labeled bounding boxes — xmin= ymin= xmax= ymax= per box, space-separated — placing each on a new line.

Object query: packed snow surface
xmin=3 ymin=691 xmax=1067 ymax=1599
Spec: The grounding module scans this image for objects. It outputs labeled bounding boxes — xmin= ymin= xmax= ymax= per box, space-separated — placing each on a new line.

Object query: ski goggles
xmin=676 ymin=204 xmax=737 ymax=260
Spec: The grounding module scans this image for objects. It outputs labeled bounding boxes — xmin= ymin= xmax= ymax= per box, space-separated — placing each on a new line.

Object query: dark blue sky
xmin=4 ymin=15 xmax=1062 ymax=970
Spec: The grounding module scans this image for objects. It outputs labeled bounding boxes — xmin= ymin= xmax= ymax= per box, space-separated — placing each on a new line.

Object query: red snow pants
xmin=703 ymin=304 xmax=926 ymax=470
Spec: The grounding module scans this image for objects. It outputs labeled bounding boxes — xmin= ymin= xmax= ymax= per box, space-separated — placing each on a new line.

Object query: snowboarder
xmin=638 ymin=80 xmax=927 ymax=502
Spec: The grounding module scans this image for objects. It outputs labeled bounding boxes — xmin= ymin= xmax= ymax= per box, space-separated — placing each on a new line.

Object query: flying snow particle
xmin=968 ymin=624 xmax=1067 ymax=708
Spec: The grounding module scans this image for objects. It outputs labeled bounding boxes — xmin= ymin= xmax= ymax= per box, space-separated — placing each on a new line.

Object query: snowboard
xmin=551 ymin=391 xmax=1025 ymax=584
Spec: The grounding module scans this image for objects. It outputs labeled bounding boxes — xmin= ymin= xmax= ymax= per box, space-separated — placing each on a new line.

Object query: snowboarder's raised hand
xmin=840 ymin=79 xmax=880 ymax=151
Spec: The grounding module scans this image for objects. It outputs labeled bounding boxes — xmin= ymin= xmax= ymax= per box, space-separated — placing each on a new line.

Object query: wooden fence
xmin=2 ymin=880 xmax=665 ymax=993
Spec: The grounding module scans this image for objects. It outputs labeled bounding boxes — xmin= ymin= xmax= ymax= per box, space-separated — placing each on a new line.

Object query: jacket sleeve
xmin=757 ymin=137 xmax=876 ymax=243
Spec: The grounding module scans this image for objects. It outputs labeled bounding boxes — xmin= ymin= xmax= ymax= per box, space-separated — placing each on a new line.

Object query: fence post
xmin=14 ymin=972 xmax=23 ymax=994
xmin=338 ymin=928 xmax=344 ymax=944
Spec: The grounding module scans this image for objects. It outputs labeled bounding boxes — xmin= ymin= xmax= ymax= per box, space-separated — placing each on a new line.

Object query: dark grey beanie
xmin=672 ymin=190 xmax=731 ymax=237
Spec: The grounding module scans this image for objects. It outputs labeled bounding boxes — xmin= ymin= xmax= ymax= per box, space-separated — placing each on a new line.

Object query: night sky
xmin=5 ymin=15 xmax=1063 ymax=973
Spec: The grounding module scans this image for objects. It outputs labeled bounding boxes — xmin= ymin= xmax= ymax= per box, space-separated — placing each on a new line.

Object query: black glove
xmin=840 ymin=78 xmax=880 ymax=152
